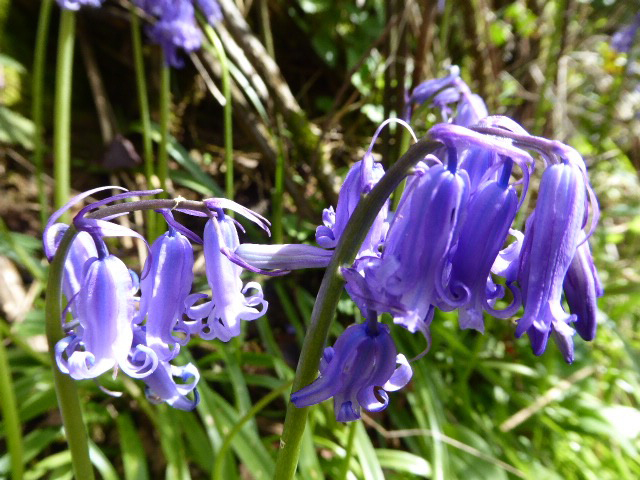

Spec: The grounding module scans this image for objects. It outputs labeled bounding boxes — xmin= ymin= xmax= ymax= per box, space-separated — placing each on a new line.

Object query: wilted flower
xmin=291 ymin=322 xmax=412 ymax=422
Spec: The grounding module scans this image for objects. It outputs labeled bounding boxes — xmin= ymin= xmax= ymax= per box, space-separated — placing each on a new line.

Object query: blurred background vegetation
xmin=1 ymin=0 xmax=640 ymax=478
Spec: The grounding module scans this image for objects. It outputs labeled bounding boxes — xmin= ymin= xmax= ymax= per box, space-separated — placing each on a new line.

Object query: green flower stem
xmin=338 ymin=422 xmax=357 ymax=480
xmin=203 ymin=25 xmax=234 ymax=201
xmin=212 ymin=380 xmax=293 ymax=480
xmin=33 ymin=0 xmax=54 ymax=227
xmin=273 ymin=138 xmax=440 ymax=480
xmin=53 ymin=9 xmax=76 ymax=216
xmin=130 ymin=10 xmax=156 ymax=237
xmin=44 ymin=226 xmax=95 ymax=480
xmin=158 ymin=63 xmax=170 ymax=195
xmin=0 ymin=321 xmax=24 ymax=480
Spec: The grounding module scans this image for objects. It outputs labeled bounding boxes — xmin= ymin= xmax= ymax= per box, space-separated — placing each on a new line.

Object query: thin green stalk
xmin=273 ymin=139 xmax=441 ymax=479
xmin=130 ymin=10 xmax=156 ymax=237
xmin=258 ymin=0 xmax=285 ymax=243
xmin=338 ymin=423 xmax=357 ymax=480
xmin=44 ymin=227 xmax=95 ymax=480
xmin=203 ymin=25 xmax=234 ymax=201
xmin=158 ymin=63 xmax=170 ymax=194
xmin=0 ymin=323 xmax=24 ymax=480
xmin=33 ymin=0 xmax=54 ymax=227
xmin=212 ymin=380 xmax=293 ymax=480
xmin=53 ymin=9 xmax=76 ymax=217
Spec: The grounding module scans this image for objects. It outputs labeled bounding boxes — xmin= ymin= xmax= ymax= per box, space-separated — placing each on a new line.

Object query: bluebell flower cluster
xmin=135 ymin=0 xmax=222 ymax=67
xmin=611 ymin=13 xmax=640 ymax=53
xmin=233 ymin=69 xmax=601 ymax=421
xmin=44 ymin=188 xmax=269 ymax=410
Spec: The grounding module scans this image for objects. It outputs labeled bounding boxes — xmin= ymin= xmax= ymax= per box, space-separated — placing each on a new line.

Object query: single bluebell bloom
xmin=370 ymin=162 xmax=470 ymax=335
xmin=563 ymin=231 xmax=603 ymax=342
xmin=290 ymin=322 xmax=412 ymax=422
xmin=135 ymin=223 xmax=195 ymax=361
xmin=515 ymin=162 xmax=587 ymax=358
xmin=612 ymin=13 xmax=640 ymax=53
xmin=55 ymin=248 xmax=137 ymax=380
xmin=444 ymin=164 xmax=520 ymax=332
xmin=186 ymin=213 xmax=268 ymax=342
xmin=143 ymin=360 xmax=200 ymax=410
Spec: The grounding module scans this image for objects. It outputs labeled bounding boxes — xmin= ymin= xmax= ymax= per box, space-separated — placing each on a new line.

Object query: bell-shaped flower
xmin=186 ymin=214 xmax=268 ymax=342
xmin=316 ymin=119 xmax=415 ymax=257
xmin=515 ymin=162 xmax=587 ymax=356
xmin=55 ymin=247 xmax=137 ymax=380
xmin=563 ymin=231 xmax=603 ymax=341
xmin=135 ymin=225 xmax=194 ymax=361
xmin=290 ymin=322 xmax=412 ymax=422
xmin=143 ymin=360 xmax=200 ymax=410
xmin=45 ymin=224 xmax=98 ymax=314
xmin=372 ymin=163 xmax=470 ymax=335
xmin=444 ymin=168 xmax=520 ymax=332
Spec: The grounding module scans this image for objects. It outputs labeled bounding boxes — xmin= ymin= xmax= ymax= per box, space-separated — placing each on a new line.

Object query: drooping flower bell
xmin=515 ymin=161 xmax=588 ymax=362
xmin=135 ymin=214 xmax=195 ymax=361
xmin=186 ymin=211 xmax=268 ymax=342
xmin=290 ymin=322 xmax=412 ymax=422
xmin=563 ymin=230 xmax=603 ymax=342
xmin=443 ymin=158 xmax=521 ymax=332
xmin=135 ymin=0 xmax=221 ymax=67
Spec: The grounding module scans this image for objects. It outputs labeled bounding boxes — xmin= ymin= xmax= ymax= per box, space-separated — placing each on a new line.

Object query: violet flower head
xmin=563 ymin=230 xmax=603 ymax=342
xmin=290 ymin=322 xmax=412 ymax=422
xmin=611 ymin=13 xmax=640 ymax=53
xmin=147 ymin=1 xmax=202 ymax=67
xmin=515 ymin=161 xmax=587 ymax=362
xmin=55 ymin=250 xmax=136 ymax=380
xmin=317 ymin=119 xmax=416 ymax=257
xmin=57 ymin=0 xmax=103 ymax=10
xmin=444 ymin=164 xmax=520 ymax=332
xmin=371 ymin=162 xmax=469 ymax=335
xmin=143 ymin=360 xmax=200 ymax=410
xmin=186 ymin=213 xmax=268 ymax=342
xmin=135 ymin=223 xmax=195 ymax=361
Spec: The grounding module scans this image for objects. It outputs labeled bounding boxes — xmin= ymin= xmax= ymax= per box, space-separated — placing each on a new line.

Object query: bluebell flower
xmin=563 ymin=231 xmax=603 ymax=342
xmin=515 ymin=162 xmax=587 ymax=362
xmin=612 ymin=13 xmax=640 ymax=53
xmin=55 ymin=249 xmax=138 ymax=380
xmin=57 ymin=0 xmax=103 ymax=10
xmin=443 ymin=162 xmax=520 ymax=332
xmin=367 ymin=162 xmax=470 ymax=336
xmin=405 ymin=66 xmax=488 ymax=127
xmin=186 ymin=212 xmax=268 ymax=342
xmin=135 ymin=221 xmax=195 ymax=361
xmin=135 ymin=0 xmax=221 ymax=68
xmin=291 ymin=322 xmax=412 ymax=422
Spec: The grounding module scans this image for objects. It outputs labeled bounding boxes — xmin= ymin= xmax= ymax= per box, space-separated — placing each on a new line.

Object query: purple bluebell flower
xmin=56 ymin=0 xmax=103 ymax=10
xmin=135 ymin=0 xmax=221 ymax=68
xmin=291 ymin=322 xmax=412 ymax=422
xmin=186 ymin=213 xmax=268 ymax=342
xmin=143 ymin=360 xmax=200 ymax=410
xmin=563 ymin=231 xmax=603 ymax=341
xmin=515 ymin=162 xmax=587 ymax=361
xmin=405 ymin=66 xmax=488 ymax=127
xmin=135 ymin=224 xmax=195 ymax=361
xmin=55 ymin=250 xmax=137 ymax=380
xmin=611 ymin=13 xmax=640 ymax=53
xmin=317 ymin=119 xmax=415 ymax=257
xmin=368 ymin=162 xmax=470 ymax=335
xmin=45 ymin=224 xmax=98 ymax=314
xmin=443 ymin=163 xmax=520 ymax=332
